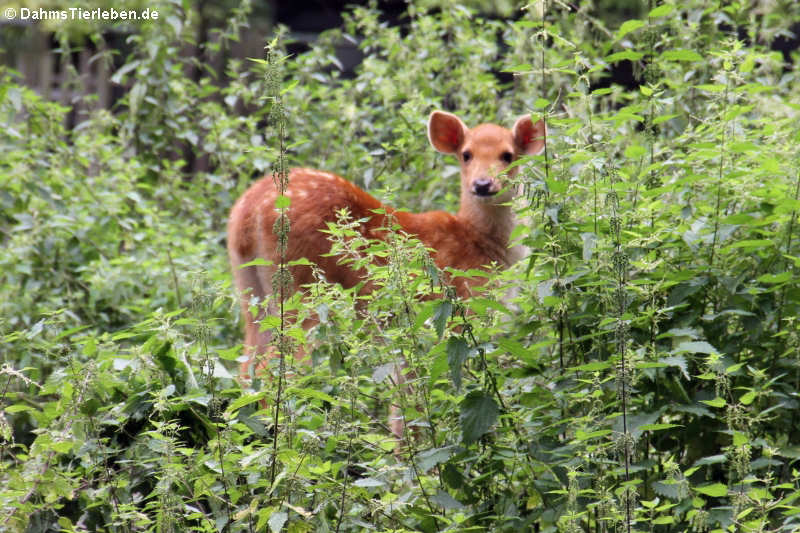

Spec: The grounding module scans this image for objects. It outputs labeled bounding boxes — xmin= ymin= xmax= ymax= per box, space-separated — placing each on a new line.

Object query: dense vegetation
xmin=2 ymin=1 xmax=800 ymax=531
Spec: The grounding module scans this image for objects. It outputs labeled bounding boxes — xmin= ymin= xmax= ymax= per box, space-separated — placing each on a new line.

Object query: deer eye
xmin=501 ymin=151 xmax=513 ymax=164
xmin=462 ymin=150 xmax=472 ymax=163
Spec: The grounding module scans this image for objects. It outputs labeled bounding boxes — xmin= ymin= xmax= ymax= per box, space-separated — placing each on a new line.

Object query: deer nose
xmin=472 ymin=178 xmax=495 ymax=197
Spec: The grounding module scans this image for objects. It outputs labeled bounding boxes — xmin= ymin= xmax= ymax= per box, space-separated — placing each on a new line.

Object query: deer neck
xmin=457 ymin=192 xmax=517 ymax=262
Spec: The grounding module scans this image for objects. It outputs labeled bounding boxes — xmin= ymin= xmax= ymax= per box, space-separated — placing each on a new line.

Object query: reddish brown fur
xmin=228 ymin=111 xmax=546 ymax=385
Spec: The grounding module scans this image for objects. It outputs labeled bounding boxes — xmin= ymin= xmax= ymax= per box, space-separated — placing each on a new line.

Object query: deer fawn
xmin=228 ymin=110 xmax=545 ymax=435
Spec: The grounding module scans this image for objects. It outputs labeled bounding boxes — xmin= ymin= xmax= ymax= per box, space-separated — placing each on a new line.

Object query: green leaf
xmin=569 ymin=361 xmax=610 ymax=372
xmin=659 ymin=355 xmax=689 ymax=380
xmin=660 ymin=50 xmax=704 ymax=62
xmin=460 ymin=391 xmax=499 ymax=445
xmin=639 ymin=423 xmax=683 ymax=431
xmin=268 ymin=510 xmax=288 ymax=533
xmin=417 ymin=447 xmax=454 ymax=472
xmin=739 ymin=390 xmax=756 ymax=405
xmin=695 ymin=483 xmax=728 ymax=497
xmin=447 ymin=336 xmax=470 ymax=390
xmin=653 ymin=113 xmax=678 ymax=125
xmin=496 ymin=338 xmax=530 ymax=361
xmin=733 ymin=431 xmax=748 ymax=446
xmin=625 ymin=144 xmax=647 ymax=158
xmin=725 ymin=363 xmax=743 ymax=374
xmin=288 ymin=387 xmax=339 ymax=406
xmin=616 ymin=20 xmax=645 ymax=39
xmin=53 ymin=325 xmax=91 ymax=341
xmin=432 ymin=300 xmax=452 ymax=339
xmin=701 ymin=397 xmax=726 ymax=408
xmin=757 ymin=272 xmax=791 ymax=284
xmin=503 ymin=63 xmax=533 ymax=72
xmin=4 ymin=404 xmax=35 ymax=414
xmin=431 ymin=489 xmax=464 ymax=510
xmin=675 ymin=341 xmax=718 ymax=355
xmin=692 ymin=454 xmax=726 ymax=467
xmin=724 ymin=239 xmax=774 ymax=251
xmin=226 ymin=392 xmax=268 ymax=413
xmin=575 ymin=429 xmax=611 ymax=441
xmin=429 ymin=343 xmax=448 ymax=383
xmin=648 ymin=4 xmax=674 ymax=17
xmin=50 ymin=440 xmax=75 ymax=453
xmin=695 ymin=84 xmax=726 ymax=92
xmin=274 ymin=194 xmax=291 ymax=208
xmin=533 ymin=97 xmax=550 ymax=109
xmin=353 ymin=477 xmax=385 ymax=488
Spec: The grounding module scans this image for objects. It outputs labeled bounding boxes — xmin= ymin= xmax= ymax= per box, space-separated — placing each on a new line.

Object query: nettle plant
xmin=1 ymin=0 xmax=800 ymax=532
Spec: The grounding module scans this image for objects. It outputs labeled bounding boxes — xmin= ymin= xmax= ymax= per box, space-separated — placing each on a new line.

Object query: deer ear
xmin=428 ymin=111 xmax=467 ymax=154
xmin=513 ymin=115 xmax=547 ymax=155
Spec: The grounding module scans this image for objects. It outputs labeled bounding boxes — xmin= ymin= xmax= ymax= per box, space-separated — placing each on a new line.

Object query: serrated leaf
xmin=497 ymin=338 xmax=530 ymax=361
xmin=695 ymin=483 xmax=728 ymax=497
xmin=724 ymin=239 xmax=774 ymax=251
xmin=417 ymin=446 xmax=454 ymax=472
xmin=371 ymin=363 xmax=395 ymax=384
xmin=659 ymin=355 xmax=689 ymax=380
xmin=432 ymin=300 xmax=452 ymax=339
xmin=653 ymin=113 xmax=678 ymax=124
xmin=447 ymin=336 xmax=470 ymax=390
xmin=286 ymin=387 xmax=337 ymax=405
xmin=695 ymin=84 xmax=726 ymax=92
xmin=757 ymin=272 xmax=791 ymax=284
xmin=639 ymin=423 xmax=682 ymax=431
xmin=739 ymin=390 xmax=756 ymax=405
xmin=661 ymin=50 xmax=704 ymax=62
xmin=268 ymin=510 xmax=288 ymax=533
xmin=625 ymin=144 xmax=647 ymax=158
xmin=701 ymin=397 xmax=726 ymax=408
xmin=353 ymin=477 xmax=385 ymax=488
xmin=616 ymin=19 xmax=645 ymax=39
xmin=460 ymin=391 xmax=499 ymax=445
xmin=429 ymin=345 xmax=448 ymax=383
xmin=431 ymin=489 xmax=464 ymax=510
xmin=526 ymin=489 xmax=543 ymax=509
xmin=534 ymin=98 xmax=550 ymax=109
xmin=467 ymin=297 xmax=511 ymax=315
xmin=652 ymin=481 xmax=683 ymax=499
xmin=503 ymin=63 xmax=532 ymax=72
xmin=570 ymin=361 xmax=610 ymax=372
xmin=4 ymin=404 xmax=35 ymax=414
xmin=226 ymin=391 xmax=268 ymax=413
xmin=725 ymin=363 xmax=743 ymax=374
xmin=648 ymin=4 xmax=674 ymax=17
xmin=575 ymin=429 xmax=611 ymax=441
xmin=675 ymin=341 xmax=718 ymax=355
